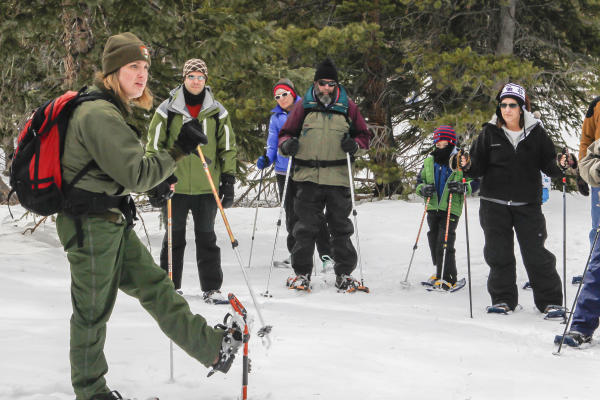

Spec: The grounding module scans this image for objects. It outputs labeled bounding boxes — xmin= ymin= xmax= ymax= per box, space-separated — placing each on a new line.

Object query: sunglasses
xmin=274 ymin=91 xmax=291 ymax=100
xmin=317 ymin=80 xmax=337 ymax=87
xmin=499 ymin=103 xmax=519 ymax=109
xmin=187 ymin=75 xmax=206 ymax=81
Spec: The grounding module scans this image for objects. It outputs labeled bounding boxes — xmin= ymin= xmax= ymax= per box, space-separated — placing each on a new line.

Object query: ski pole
xmin=401 ymin=196 xmax=431 ymax=287
xmin=196 ymin=145 xmax=273 ymax=347
xmin=167 ymin=191 xmax=175 ymax=382
xmin=457 ymin=149 xmax=473 ymax=317
xmin=346 ymin=152 xmax=369 ymax=292
xmin=247 ymin=168 xmax=265 ymax=269
xmin=437 ymin=191 xmax=454 ymax=290
xmin=554 ymin=221 xmax=600 ymax=355
xmin=262 ymin=156 xmax=293 ymax=298
xmin=562 ymin=174 xmax=567 ymax=311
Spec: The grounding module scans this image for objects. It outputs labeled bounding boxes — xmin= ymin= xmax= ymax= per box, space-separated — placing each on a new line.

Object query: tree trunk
xmin=496 ymin=0 xmax=517 ymax=56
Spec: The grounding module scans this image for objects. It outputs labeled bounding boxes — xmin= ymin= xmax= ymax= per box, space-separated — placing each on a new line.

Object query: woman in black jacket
xmin=460 ymin=83 xmax=572 ymax=315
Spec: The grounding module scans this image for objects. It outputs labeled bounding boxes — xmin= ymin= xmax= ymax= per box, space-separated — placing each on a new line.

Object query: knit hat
xmin=433 ymin=125 xmax=457 ymax=145
xmin=498 ymin=82 xmax=526 ymax=106
xmin=183 ymin=58 xmax=208 ymax=78
xmin=314 ymin=58 xmax=338 ymax=82
xmin=273 ymin=78 xmax=297 ymax=100
xmin=102 ymin=32 xmax=150 ymax=76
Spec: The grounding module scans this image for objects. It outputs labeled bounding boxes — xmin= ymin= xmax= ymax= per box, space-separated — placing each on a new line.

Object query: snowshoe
xmin=544 ymin=305 xmax=567 ymax=320
xmin=522 ymin=281 xmax=532 ymax=290
xmin=486 ymin=303 xmax=513 ymax=314
xmin=208 ymin=311 xmax=246 ymax=377
xmin=203 ymin=290 xmax=230 ymax=305
xmin=321 ymin=255 xmax=334 ymax=272
xmin=335 ymin=274 xmax=370 ymax=293
xmin=554 ymin=331 xmax=593 ymax=348
xmin=426 ymin=278 xmax=466 ymax=293
xmin=274 ymin=257 xmax=291 ymax=268
xmin=286 ymin=274 xmax=311 ymax=292
xmin=572 ymin=275 xmax=583 ymax=285
xmin=421 ymin=275 xmax=437 ymax=287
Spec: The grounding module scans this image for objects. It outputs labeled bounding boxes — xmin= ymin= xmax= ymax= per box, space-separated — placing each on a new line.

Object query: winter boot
xmin=203 ymin=290 xmax=229 ymax=305
xmin=286 ymin=274 xmax=311 ymax=291
xmin=554 ymin=330 xmax=593 ymax=348
xmin=486 ymin=303 xmax=513 ymax=314
xmin=207 ymin=313 xmax=247 ymax=377
xmin=321 ymin=255 xmax=334 ymax=272
xmin=91 ymin=391 xmax=129 ymax=400
xmin=544 ymin=304 xmax=567 ymax=320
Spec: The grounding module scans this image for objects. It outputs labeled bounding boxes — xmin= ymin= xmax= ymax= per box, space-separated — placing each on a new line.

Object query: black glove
xmin=219 ymin=173 xmax=235 ymax=208
xmin=577 ymin=172 xmax=590 ymax=196
xmin=174 ymin=119 xmax=208 ymax=154
xmin=341 ymin=135 xmax=359 ymax=155
xmin=420 ymin=184 xmax=435 ymax=198
xmin=147 ymin=174 xmax=178 ymax=207
xmin=280 ymin=137 xmax=299 ymax=156
xmin=447 ymin=181 xmax=466 ymax=194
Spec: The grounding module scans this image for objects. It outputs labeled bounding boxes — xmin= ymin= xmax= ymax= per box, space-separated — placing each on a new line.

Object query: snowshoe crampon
xmin=287 ymin=275 xmax=311 ymax=292
xmin=554 ymin=331 xmax=593 ymax=348
xmin=335 ymin=274 xmax=370 ymax=293
xmin=544 ymin=305 xmax=567 ymax=320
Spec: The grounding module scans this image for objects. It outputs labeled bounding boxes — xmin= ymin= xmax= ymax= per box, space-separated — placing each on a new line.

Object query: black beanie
xmin=314 ymin=58 xmax=338 ymax=82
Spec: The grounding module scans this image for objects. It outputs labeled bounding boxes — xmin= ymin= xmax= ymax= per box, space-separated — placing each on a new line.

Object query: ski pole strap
xmin=480 ymin=196 xmax=528 ymax=207
xmin=294 ymin=158 xmax=351 ymax=168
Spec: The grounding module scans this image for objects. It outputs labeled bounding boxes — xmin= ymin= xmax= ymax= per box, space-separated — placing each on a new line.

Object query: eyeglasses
xmin=317 ymin=80 xmax=337 ymax=87
xmin=274 ymin=91 xmax=291 ymax=100
xmin=499 ymin=103 xmax=519 ymax=109
xmin=186 ymin=75 xmax=206 ymax=81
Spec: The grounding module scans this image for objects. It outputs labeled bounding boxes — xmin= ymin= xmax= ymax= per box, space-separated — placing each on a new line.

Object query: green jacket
xmin=61 ymin=82 xmax=177 ymax=196
xmin=415 ymin=156 xmax=472 ymax=217
xmin=146 ymin=85 xmax=237 ymax=195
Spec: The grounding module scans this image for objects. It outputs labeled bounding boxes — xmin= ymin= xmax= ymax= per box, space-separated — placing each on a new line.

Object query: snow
xmin=1 ymin=192 xmax=599 ymax=400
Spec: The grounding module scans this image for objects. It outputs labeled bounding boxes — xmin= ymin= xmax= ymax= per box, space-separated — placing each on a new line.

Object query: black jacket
xmin=465 ymin=120 xmax=561 ymax=204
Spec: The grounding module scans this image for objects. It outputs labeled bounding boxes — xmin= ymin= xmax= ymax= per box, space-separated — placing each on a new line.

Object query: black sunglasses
xmin=317 ymin=80 xmax=337 ymax=87
xmin=499 ymin=103 xmax=519 ymax=109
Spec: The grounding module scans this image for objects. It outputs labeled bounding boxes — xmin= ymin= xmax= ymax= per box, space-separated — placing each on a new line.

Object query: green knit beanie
xmin=102 ymin=32 xmax=150 ymax=76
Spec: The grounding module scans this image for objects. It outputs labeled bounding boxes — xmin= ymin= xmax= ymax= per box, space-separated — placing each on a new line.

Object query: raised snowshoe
xmin=554 ymin=330 xmax=593 ymax=348
xmin=203 ymin=290 xmax=230 ymax=305
xmin=207 ymin=311 xmax=246 ymax=377
xmin=335 ymin=274 xmax=370 ymax=293
xmin=286 ymin=274 xmax=311 ymax=292
xmin=544 ymin=305 xmax=567 ymax=320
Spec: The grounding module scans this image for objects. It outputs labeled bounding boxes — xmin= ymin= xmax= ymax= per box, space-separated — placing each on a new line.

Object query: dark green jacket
xmin=416 ymin=156 xmax=472 ymax=217
xmin=62 ymin=82 xmax=176 ymax=196
xmin=146 ymin=85 xmax=237 ymax=195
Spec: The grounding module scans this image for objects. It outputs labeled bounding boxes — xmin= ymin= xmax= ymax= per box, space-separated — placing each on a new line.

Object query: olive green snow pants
xmin=56 ymin=214 xmax=224 ymax=400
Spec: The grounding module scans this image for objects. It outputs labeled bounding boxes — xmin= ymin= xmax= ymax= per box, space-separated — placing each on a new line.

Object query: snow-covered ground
xmin=1 ymin=192 xmax=599 ymax=400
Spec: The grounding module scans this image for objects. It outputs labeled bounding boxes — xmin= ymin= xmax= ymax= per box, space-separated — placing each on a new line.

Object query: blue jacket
xmin=266 ymin=96 xmax=302 ymax=174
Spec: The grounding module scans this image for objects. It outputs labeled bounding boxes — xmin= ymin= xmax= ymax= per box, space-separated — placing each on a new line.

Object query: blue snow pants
xmin=571 ymin=238 xmax=600 ymax=336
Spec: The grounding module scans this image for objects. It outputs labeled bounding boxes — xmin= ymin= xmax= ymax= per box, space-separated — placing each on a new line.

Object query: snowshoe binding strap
xmin=544 ymin=305 xmax=567 ymax=321
xmin=287 ymin=275 xmax=311 ymax=291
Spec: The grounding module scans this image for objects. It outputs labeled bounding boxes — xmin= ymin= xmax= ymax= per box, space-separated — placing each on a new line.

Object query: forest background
xmin=1 ymin=0 xmax=600 ymax=200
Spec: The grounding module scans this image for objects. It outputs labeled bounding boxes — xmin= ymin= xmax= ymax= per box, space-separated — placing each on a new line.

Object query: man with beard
xmin=277 ymin=58 xmax=372 ymax=292
xmin=416 ymin=126 xmax=476 ymax=290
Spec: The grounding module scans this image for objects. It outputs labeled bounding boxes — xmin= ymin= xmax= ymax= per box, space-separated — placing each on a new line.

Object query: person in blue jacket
xmin=257 ymin=78 xmax=332 ymax=269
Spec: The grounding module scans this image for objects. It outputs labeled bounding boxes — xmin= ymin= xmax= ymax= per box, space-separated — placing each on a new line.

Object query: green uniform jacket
xmin=416 ymin=156 xmax=472 ymax=217
xmin=62 ymin=83 xmax=177 ymax=196
xmin=146 ymin=85 xmax=237 ymax=194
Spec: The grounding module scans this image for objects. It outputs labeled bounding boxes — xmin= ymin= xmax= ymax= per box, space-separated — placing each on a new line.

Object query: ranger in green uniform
xmin=56 ymin=33 xmax=242 ymax=400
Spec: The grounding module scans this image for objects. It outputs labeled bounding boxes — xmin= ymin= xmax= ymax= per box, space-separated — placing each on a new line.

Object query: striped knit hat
xmin=433 ymin=125 xmax=457 ymax=145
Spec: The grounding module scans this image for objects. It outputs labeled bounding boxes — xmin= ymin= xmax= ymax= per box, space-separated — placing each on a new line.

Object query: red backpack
xmin=9 ymin=87 xmax=112 ymax=216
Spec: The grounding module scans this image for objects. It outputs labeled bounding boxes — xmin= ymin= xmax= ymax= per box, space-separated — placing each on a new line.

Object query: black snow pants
xmin=426 ymin=210 xmax=459 ymax=284
xmin=160 ymin=193 xmax=222 ymax=292
xmin=291 ymin=181 xmax=356 ymax=277
xmin=479 ymin=200 xmax=562 ymax=312
xmin=277 ymin=173 xmax=331 ymax=258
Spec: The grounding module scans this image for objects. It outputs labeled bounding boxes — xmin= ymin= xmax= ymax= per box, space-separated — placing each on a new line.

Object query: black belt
xmin=294 ymin=158 xmax=352 ymax=168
